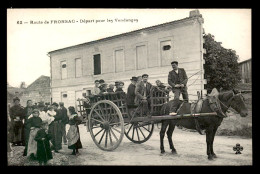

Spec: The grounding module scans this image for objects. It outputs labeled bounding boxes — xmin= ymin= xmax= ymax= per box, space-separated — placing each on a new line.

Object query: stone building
xmin=19 ymin=75 xmax=51 ymax=106
xmin=48 ymin=10 xmax=207 ymax=109
xmin=239 ymin=58 xmax=251 ymax=84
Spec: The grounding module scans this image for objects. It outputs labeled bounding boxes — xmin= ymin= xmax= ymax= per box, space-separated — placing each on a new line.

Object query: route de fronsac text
xmin=18 ymin=18 xmax=139 ymax=24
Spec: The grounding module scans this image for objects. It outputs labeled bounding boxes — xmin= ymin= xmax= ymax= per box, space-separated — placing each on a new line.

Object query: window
xmin=93 ymin=54 xmax=101 ymax=75
xmin=160 ymin=40 xmax=172 ymax=66
xmin=61 ymin=61 xmax=67 ymax=79
xmin=75 ymin=58 xmax=82 ymax=78
xmin=136 ymin=45 xmax=147 ymax=70
xmin=115 ymin=49 xmax=124 ymax=72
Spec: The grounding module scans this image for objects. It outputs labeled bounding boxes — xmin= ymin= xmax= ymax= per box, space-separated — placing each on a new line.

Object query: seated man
xmin=126 ymin=77 xmax=137 ymax=108
xmin=135 ymin=74 xmax=153 ymax=117
xmin=115 ymin=81 xmax=124 ymax=92
xmin=93 ymin=80 xmax=101 ymax=95
xmin=107 ymin=84 xmax=115 ymax=93
xmin=99 ymin=79 xmax=107 ymax=93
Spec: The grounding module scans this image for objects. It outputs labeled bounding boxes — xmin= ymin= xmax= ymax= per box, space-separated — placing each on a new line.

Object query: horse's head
xmin=219 ymin=89 xmax=248 ymax=117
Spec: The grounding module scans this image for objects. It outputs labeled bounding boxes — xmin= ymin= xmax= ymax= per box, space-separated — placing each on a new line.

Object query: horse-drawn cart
xmin=77 ymin=87 xmax=218 ymax=151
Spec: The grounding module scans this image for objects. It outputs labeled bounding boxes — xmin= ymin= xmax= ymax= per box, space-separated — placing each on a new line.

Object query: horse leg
xmin=211 ymin=127 xmax=218 ymax=158
xmin=206 ymin=127 xmax=214 ymax=160
xmin=166 ymin=121 xmax=177 ymax=154
xmin=160 ymin=121 xmax=168 ymax=154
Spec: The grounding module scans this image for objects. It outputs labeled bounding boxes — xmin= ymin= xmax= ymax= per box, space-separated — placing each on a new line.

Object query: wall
xmin=50 ymin=16 xmax=206 ymax=109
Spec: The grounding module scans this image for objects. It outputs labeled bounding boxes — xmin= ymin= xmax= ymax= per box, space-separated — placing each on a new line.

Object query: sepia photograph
xmin=7 ymin=8 xmax=252 ymax=166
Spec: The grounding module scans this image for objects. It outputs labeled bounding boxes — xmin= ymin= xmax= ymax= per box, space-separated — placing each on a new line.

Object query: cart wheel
xmin=124 ymin=121 xmax=154 ymax=144
xmin=88 ymin=100 xmax=124 ymax=151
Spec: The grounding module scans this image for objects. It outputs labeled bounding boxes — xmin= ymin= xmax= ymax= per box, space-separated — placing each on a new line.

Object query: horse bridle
xmin=217 ymin=91 xmax=243 ymax=111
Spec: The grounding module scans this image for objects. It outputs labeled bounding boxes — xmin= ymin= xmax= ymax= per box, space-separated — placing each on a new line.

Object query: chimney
xmin=189 ymin=10 xmax=202 ymax=17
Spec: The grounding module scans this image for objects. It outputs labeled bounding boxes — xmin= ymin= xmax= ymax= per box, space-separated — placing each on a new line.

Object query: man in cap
xmin=115 ymin=81 xmax=120 ymax=91
xmin=9 ymin=97 xmax=25 ymax=146
xmin=127 ymin=76 xmax=138 ymax=107
xmin=59 ymin=102 xmax=68 ymax=145
xmin=48 ymin=102 xmax=63 ymax=152
xmin=168 ymin=61 xmax=189 ymax=115
xmin=115 ymin=81 xmax=124 ymax=92
xmin=107 ymin=84 xmax=115 ymax=92
xmin=135 ymin=74 xmax=153 ymax=117
xmin=98 ymin=79 xmax=107 ymax=93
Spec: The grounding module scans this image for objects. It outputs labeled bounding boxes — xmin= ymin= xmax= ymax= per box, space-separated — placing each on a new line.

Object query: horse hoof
xmin=161 ymin=150 xmax=165 ymax=154
xmin=208 ymin=156 xmax=213 ymax=160
xmin=171 ymin=150 xmax=177 ymax=154
xmin=212 ymin=154 xmax=217 ymax=158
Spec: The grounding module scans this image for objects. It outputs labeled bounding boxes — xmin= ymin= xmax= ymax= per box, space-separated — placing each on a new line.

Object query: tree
xmin=203 ymin=34 xmax=241 ymax=92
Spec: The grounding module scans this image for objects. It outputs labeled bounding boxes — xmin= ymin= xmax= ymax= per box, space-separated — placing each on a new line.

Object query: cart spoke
xmin=97 ymin=105 xmax=106 ymax=121
xmin=98 ymin=129 xmax=106 ymax=144
xmin=138 ymin=126 xmax=146 ymax=139
xmin=93 ymin=109 xmax=105 ymax=122
xmin=132 ymin=126 xmax=135 ymax=140
xmin=110 ymin=128 xmax=119 ymax=142
xmin=105 ymin=130 xmax=108 ymax=148
xmin=94 ymin=128 xmax=104 ymax=138
xmin=141 ymin=125 xmax=151 ymax=133
xmin=136 ymin=127 xmax=140 ymax=141
xmin=109 ymin=122 xmax=121 ymax=126
xmin=126 ymin=124 xmax=133 ymax=135
xmin=111 ymin=127 xmax=121 ymax=134
xmin=108 ymin=129 xmax=113 ymax=146
xmin=90 ymin=118 xmax=103 ymax=124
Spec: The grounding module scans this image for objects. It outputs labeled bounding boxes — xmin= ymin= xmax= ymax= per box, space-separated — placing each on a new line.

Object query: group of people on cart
xmin=89 ymin=61 xmax=189 ymax=117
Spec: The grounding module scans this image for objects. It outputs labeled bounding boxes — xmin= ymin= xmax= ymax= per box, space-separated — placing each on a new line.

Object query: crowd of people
xmin=7 ymin=99 xmax=83 ymax=165
xmin=7 ymin=60 xmax=189 ymax=165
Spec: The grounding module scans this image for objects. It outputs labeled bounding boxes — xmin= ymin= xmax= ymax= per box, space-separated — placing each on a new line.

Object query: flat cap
xmin=142 ymin=74 xmax=149 ymax=78
xmin=171 ymin=61 xmax=178 ymax=65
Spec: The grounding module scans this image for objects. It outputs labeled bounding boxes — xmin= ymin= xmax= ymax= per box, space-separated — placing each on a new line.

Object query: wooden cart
xmin=77 ymin=87 xmax=217 ymax=151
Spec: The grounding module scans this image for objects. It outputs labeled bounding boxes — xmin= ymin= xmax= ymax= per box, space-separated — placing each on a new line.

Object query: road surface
xmin=8 ymin=124 xmax=252 ymax=166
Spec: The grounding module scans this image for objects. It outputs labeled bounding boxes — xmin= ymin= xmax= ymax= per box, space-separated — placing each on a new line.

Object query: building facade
xmin=19 ymin=75 xmax=51 ymax=106
xmin=239 ymin=58 xmax=251 ymax=84
xmin=48 ymin=10 xmax=207 ymax=109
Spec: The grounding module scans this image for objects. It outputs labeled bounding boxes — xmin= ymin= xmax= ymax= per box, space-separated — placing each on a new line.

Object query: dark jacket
xmin=168 ymin=68 xmax=188 ymax=91
xmin=135 ymin=81 xmax=153 ymax=104
xmin=59 ymin=106 xmax=68 ymax=124
xmin=34 ymin=129 xmax=53 ymax=162
xmin=115 ymin=88 xmax=124 ymax=92
xmin=107 ymin=88 xmax=114 ymax=92
xmin=126 ymin=83 xmax=136 ymax=106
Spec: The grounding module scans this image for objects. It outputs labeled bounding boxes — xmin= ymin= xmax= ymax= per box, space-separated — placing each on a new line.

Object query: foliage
xmin=203 ymin=34 xmax=241 ymax=92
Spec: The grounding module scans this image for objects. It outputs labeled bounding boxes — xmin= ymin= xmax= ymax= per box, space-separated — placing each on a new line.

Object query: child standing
xmin=34 ymin=122 xmax=53 ymax=165
xmin=66 ymin=106 xmax=83 ymax=155
xmin=26 ymin=109 xmax=42 ymax=160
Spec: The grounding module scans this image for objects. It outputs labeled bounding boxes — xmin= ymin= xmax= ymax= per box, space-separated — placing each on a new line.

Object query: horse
xmin=159 ymin=89 xmax=248 ymax=160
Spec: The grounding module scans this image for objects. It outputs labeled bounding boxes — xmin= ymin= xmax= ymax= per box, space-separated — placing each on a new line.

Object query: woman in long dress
xmin=66 ymin=106 xmax=82 ymax=155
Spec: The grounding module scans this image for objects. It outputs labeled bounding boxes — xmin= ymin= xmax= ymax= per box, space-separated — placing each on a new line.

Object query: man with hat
xmin=98 ymin=79 xmax=107 ymax=93
xmin=115 ymin=81 xmax=120 ymax=91
xmin=9 ymin=97 xmax=25 ymax=146
xmin=48 ymin=102 xmax=63 ymax=152
xmin=126 ymin=76 xmax=137 ymax=107
xmin=93 ymin=80 xmax=101 ymax=95
xmin=168 ymin=61 xmax=189 ymax=115
xmin=135 ymin=74 xmax=153 ymax=117
xmin=115 ymin=81 xmax=124 ymax=92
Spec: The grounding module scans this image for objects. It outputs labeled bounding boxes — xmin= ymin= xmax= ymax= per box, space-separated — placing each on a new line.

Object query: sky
xmin=7 ymin=8 xmax=251 ymax=88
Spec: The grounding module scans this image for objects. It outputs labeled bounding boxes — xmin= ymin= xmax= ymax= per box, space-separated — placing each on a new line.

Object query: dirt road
xmin=8 ymin=124 xmax=252 ymax=166
xmin=58 ymin=124 xmax=252 ymax=166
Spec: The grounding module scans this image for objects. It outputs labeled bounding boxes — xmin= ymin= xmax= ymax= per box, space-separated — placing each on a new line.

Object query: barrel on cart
xmin=77 ymin=87 xmax=218 ymax=151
